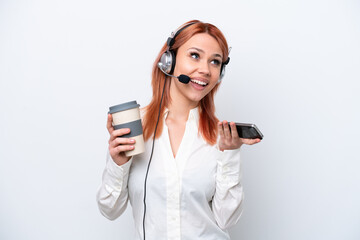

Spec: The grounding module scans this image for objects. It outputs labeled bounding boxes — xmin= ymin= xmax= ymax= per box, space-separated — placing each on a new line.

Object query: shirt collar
xmin=188 ymin=107 xmax=199 ymax=123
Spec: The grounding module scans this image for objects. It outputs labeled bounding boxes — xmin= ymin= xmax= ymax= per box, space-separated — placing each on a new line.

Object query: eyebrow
xmin=188 ymin=47 xmax=223 ymax=59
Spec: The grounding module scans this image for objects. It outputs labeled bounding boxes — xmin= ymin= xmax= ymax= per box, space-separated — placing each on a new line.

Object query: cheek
xmin=212 ymin=65 xmax=222 ymax=77
xmin=210 ymin=69 xmax=220 ymax=82
xmin=174 ymin=59 xmax=193 ymax=75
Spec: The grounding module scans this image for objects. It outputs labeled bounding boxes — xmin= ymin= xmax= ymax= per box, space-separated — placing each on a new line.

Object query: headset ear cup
xmin=159 ymin=51 xmax=174 ymax=74
xmin=218 ymin=64 xmax=226 ymax=83
xmin=219 ymin=56 xmax=230 ymax=82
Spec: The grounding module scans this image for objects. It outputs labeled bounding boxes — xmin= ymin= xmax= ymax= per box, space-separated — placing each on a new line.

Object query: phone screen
xmin=235 ymin=123 xmax=263 ymax=139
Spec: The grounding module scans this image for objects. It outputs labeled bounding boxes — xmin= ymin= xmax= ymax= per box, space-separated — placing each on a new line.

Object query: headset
xmin=157 ymin=21 xmax=230 ymax=83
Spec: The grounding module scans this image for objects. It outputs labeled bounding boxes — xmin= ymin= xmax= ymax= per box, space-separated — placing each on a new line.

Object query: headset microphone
xmin=178 ymin=75 xmax=191 ymax=84
xmin=157 ymin=62 xmax=191 ymax=84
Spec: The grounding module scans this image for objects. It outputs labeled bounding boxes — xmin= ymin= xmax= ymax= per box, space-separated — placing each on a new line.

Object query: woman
xmin=97 ymin=20 xmax=261 ymax=240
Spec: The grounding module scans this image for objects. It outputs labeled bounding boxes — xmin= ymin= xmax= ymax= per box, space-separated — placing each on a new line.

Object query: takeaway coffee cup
xmin=109 ymin=101 xmax=145 ymax=157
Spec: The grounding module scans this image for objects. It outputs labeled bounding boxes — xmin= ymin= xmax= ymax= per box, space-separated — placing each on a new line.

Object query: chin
xmin=187 ymin=93 xmax=207 ymax=104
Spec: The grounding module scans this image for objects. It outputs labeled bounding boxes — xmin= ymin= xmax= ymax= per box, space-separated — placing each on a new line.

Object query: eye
xmin=190 ymin=52 xmax=200 ymax=59
xmin=211 ymin=59 xmax=221 ymax=66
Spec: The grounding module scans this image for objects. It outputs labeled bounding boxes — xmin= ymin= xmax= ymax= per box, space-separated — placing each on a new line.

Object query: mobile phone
xmin=233 ymin=123 xmax=264 ymax=139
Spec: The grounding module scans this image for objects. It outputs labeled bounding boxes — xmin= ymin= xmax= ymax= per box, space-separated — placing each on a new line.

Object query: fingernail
xmin=130 ymin=139 xmax=135 ymax=143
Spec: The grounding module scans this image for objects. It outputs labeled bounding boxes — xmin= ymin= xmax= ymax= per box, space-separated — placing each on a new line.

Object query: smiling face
xmin=170 ymin=33 xmax=223 ymax=107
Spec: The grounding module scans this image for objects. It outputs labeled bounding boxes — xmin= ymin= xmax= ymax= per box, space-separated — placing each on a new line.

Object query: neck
xmin=167 ymin=82 xmax=198 ymax=122
xmin=167 ymin=102 xmax=197 ymax=122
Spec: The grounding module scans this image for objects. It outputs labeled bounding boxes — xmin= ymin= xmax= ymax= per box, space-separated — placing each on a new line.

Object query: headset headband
xmin=166 ymin=22 xmax=198 ymax=49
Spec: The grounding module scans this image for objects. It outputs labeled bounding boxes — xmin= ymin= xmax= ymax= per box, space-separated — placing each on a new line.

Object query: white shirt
xmin=97 ymin=107 xmax=243 ymax=240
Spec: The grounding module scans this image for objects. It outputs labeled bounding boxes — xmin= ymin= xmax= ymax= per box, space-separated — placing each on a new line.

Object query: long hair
xmin=142 ymin=20 xmax=229 ymax=145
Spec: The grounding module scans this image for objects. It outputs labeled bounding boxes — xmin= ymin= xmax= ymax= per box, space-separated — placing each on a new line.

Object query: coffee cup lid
xmin=109 ymin=101 xmax=140 ymax=114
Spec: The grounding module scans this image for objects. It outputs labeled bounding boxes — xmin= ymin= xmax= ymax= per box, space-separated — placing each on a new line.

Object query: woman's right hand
xmin=107 ymin=114 xmax=135 ymax=166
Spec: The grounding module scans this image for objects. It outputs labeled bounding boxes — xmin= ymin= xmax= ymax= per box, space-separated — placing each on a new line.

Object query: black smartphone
xmin=232 ymin=123 xmax=264 ymax=139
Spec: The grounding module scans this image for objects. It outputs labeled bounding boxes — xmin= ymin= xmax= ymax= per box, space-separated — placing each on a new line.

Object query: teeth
xmin=191 ymin=79 xmax=207 ymax=86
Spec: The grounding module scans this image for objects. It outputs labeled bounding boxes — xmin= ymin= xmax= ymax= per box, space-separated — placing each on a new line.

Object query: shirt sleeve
xmin=96 ymin=152 xmax=133 ymax=220
xmin=212 ymin=147 xmax=244 ymax=229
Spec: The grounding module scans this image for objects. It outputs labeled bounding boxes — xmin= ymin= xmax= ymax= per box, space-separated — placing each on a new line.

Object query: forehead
xmin=180 ymin=33 xmax=222 ymax=56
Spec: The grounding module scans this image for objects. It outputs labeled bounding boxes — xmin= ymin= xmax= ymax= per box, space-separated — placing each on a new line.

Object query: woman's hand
xmin=107 ymin=114 xmax=135 ymax=166
xmin=218 ymin=120 xmax=261 ymax=151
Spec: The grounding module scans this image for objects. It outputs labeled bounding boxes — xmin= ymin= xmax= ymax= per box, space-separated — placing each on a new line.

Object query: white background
xmin=1 ymin=0 xmax=359 ymax=239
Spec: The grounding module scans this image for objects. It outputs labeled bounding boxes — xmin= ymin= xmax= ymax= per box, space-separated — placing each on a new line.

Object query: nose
xmin=197 ymin=60 xmax=210 ymax=76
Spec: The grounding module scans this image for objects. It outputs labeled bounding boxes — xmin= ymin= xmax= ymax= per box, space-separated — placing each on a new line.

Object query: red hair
xmin=142 ymin=20 xmax=229 ymax=145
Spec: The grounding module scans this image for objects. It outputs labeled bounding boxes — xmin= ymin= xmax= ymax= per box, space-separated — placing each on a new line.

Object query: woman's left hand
xmin=218 ymin=121 xmax=261 ymax=151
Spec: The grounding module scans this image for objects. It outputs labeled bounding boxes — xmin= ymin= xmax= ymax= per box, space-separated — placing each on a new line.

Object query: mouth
xmin=190 ymin=78 xmax=208 ymax=87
